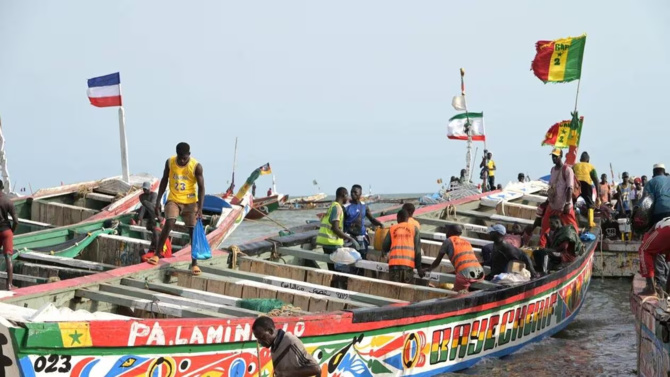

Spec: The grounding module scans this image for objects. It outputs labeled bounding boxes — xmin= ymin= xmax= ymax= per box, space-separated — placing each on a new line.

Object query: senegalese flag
xmin=259 ymin=163 xmax=272 ymax=176
xmin=541 ymin=112 xmax=584 ymax=148
xmin=23 ymin=322 xmax=93 ymax=348
xmin=532 ymin=34 xmax=586 ymax=83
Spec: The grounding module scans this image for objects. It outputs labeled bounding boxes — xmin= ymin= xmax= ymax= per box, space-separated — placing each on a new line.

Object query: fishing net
xmin=239 ymin=299 xmax=302 ymax=316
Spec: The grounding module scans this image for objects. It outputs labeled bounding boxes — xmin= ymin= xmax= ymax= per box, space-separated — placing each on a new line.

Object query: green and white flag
xmin=447 ymin=112 xmax=485 ymax=141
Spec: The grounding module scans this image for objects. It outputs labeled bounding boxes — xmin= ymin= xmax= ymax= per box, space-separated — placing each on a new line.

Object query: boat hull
xmin=245 ymin=194 xmax=283 ymax=220
xmin=630 ymin=275 xmax=670 ymax=377
xmin=3 ymin=240 xmax=594 ymax=376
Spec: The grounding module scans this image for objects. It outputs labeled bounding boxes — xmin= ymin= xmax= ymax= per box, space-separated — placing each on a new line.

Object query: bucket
xmin=373 ymin=227 xmax=390 ymax=251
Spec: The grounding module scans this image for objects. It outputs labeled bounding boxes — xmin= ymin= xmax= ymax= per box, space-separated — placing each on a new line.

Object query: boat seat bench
xmin=170 ymin=269 xmax=370 ymax=313
xmin=237 ymin=256 xmax=455 ymax=301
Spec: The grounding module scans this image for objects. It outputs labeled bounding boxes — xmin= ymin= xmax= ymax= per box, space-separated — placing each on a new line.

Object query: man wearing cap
xmin=487 ymin=224 xmax=538 ymax=279
xmin=542 ymin=148 xmax=579 ymax=236
xmin=151 ymin=142 xmax=205 ymax=275
xmin=136 ymin=182 xmax=159 ymax=252
xmin=637 ymin=163 xmax=670 ymax=295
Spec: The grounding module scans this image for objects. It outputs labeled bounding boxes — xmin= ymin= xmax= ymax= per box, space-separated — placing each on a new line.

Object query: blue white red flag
xmin=87 ymin=73 xmax=122 ymax=107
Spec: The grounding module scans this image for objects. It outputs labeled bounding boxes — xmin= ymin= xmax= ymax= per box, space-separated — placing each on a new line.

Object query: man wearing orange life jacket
xmin=381 ymin=209 xmax=424 ymax=284
xmin=427 ymin=224 xmax=485 ymax=292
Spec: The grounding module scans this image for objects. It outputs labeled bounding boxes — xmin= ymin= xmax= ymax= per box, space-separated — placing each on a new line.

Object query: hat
xmin=654 ymin=163 xmax=666 ymax=170
xmin=634 ymin=177 xmax=642 ymax=184
xmin=487 ymin=224 xmax=507 ymax=235
xmin=550 ymin=148 xmax=562 ymax=157
xmin=142 ymin=181 xmax=151 ymax=190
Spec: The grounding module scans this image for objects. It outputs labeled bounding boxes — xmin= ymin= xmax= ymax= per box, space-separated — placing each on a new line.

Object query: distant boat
xmin=245 ymin=194 xmax=288 ymax=220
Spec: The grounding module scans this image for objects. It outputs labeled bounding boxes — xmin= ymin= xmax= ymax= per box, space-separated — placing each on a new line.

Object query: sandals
xmin=191 ymin=265 xmax=201 ymax=276
xmin=146 ymin=255 xmax=161 ymax=265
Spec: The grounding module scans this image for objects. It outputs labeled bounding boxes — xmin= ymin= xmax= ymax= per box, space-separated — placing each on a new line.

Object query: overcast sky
xmin=1 ymin=1 xmax=668 ymax=195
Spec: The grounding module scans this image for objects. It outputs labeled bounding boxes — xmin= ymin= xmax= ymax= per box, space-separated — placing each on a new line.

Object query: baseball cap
xmin=654 ymin=163 xmax=665 ymax=170
xmin=487 ymin=224 xmax=507 ymax=235
xmin=142 ymin=181 xmax=151 ymax=190
xmin=550 ymin=148 xmax=562 ymax=157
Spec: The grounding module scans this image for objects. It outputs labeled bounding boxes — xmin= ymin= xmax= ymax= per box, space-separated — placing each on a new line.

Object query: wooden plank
xmin=416 ymin=217 xmax=489 ymax=234
xmin=420 ymin=231 xmax=491 ymax=247
xmin=456 ymin=209 xmax=534 ymax=226
xmin=75 ymin=289 xmax=233 ymax=318
xmin=240 ymin=256 xmax=456 ymax=300
xmin=238 ymin=259 xmax=253 ymax=272
xmin=86 ymin=192 xmax=115 ymax=203
xmin=17 ymin=262 xmax=97 ymax=278
xmin=0 ymin=271 xmax=48 ymax=284
xmin=326 ymin=299 xmax=346 ymax=312
xmin=127 ymin=225 xmax=190 ymax=240
xmin=305 ymin=269 xmax=326 ymax=286
xmin=241 ymin=284 xmax=260 ymax=299
xmin=190 ymin=276 xmax=209 ymax=292
xmin=99 ymin=283 xmax=259 ymax=317
xmin=169 ymin=269 xmax=363 ymax=311
xmin=18 ymin=252 xmax=116 ymax=271
xmin=277 ymin=247 xmax=496 ymax=291
xmin=198 ymin=266 xmax=406 ymax=306
xmin=308 ymin=296 xmax=328 ymax=313
xmin=521 ymin=194 xmax=546 ymax=203
xmin=249 ymin=260 xmax=266 ymax=275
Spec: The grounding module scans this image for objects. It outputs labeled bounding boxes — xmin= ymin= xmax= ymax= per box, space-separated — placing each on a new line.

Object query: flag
xmin=259 ymin=163 xmax=272 ymax=175
xmin=87 ymin=73 xmax=122 ymax=107
xmin=447 ymin=112 xmax=485 ymax=141
xmin=531 ymin=34 xmax=586 ymax=83
xmin=541 ymin=113 xmax=584 ymax=148
xmin=452 ymin=95 xmax=466 ymax=111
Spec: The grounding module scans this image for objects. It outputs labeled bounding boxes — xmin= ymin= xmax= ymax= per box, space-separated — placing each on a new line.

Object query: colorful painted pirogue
xmin=0 ymin=183 xmax=595 ymax=376
xmin=11 ymin=174 xmax=159 ymax=235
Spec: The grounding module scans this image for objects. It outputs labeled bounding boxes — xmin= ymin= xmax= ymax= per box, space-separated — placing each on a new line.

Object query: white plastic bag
xmin=491 ymin=271 xmax=530 ymax=285
xmin=329 ymin=247 xmax=361 ymax=265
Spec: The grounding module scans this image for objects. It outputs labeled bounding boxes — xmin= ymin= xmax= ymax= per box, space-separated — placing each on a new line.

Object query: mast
xmin=459 ymin=68 xmax=474 ymax=180
xmin=0 ymin=116 xmax=12 ymax=195
xmin=272 ymin=174 xmax=277 ymax=195
xmin=231 ymin=137 xmax=238 ymax=187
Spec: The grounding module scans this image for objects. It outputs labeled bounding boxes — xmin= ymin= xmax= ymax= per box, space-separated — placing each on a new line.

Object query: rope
xmin=267 ymin=304 xmax=303 ymax=317
xmin=244 ymin=214 xmax=292 ymax=232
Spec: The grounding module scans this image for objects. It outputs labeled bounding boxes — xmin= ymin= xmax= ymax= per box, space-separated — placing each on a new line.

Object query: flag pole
xmin=0 ymin=116 xmax=11 ymax=195
xmin=117 ymin=107 xmax=130 ymax=183
xmin=232 ymin=136 xmax=238 ymax=187
xmin=460 ymin=68 xmax=473 ymax=181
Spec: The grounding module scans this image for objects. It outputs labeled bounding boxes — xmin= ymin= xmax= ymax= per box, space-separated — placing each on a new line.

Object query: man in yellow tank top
xmin=572 ymin=151 xmax=598 ymax=228
xmin=149 ymin=142 xmax=205 ymax=275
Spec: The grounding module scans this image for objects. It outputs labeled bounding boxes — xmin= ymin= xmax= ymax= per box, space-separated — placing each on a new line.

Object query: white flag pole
xmin=0 ymin=116 xmax=12 ymax=195
xmin=118 ymin=106 xmax=130 ymax=183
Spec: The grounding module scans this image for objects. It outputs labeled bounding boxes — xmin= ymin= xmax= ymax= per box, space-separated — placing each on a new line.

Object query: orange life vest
xmin=449 ymin=236 xmax=481 ymax=274
xmin=408 ymin=217 xmax=421 ymax=231
xmin=388 ymin=222 xmax=416 ymax=268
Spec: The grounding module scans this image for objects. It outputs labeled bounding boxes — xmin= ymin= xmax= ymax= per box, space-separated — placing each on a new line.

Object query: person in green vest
xmin=316 ymin=187 xmax=360 ymax=271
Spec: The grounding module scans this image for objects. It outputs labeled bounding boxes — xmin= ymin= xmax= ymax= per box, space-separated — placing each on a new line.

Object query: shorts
xmin=0 ymin=229 xmax=13 ymax=255
xmin=389 ymin=266 xmax=415 ymax=284
xmin=164 ymin=201 xmax=197 ymax=227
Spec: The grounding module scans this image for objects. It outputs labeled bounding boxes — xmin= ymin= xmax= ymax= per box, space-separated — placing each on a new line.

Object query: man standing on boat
xmin=542 ymin=149 xmax=579 ymax=236
xmin=480 ymin=151 xmax=496 ymax=191
xmin=572 ymin=152 xmax=599 ymax=228
xmin=427 ymin=224 xmax=484 ymax=292
xmin=614 ymin=172 xmax=633 ymax=218
xmin=252 ymin=316 xmax=320 ymax=377
xmin=343 ymin=184 xmax=383 ymax=265
xmin=381 ymin=209 xmax=424 ymax=284
xmin=316 ymin=187 xmax=360 ymax=271
xmin=0 ymin=181 xmax=18 ymax=290
xmin=149 ymin=142 xmax=205 ymax=275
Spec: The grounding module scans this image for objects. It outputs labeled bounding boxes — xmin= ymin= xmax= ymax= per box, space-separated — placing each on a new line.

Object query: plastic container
xmin=373 ymin=228 xmax=390 ymax=251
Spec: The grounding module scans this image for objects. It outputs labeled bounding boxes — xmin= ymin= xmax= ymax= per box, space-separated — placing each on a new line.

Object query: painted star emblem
xmin=69 ymin=330 xmax=83 ymax=345
xmin=557 ymin=52 xmax=563 ymax=58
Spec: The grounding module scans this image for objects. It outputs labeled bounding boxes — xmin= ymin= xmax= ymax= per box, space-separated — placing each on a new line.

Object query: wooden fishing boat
xmin=630 ymin=276 xmax=670 ymax=376
xmin=0 ymin=189 xmax=253 ymax=290
xmin=245 ymin=194 xmax=288 ymax=220
xmin=11 ymin=174 xmax=159 ymax=235
xmin=0 ymin=187 xmax=596 ymax=376
xmin=481 ymin=181 xmax=640 ymax=278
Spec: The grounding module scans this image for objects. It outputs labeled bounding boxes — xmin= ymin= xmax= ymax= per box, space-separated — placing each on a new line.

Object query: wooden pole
xmin=460 ymin=68 xmax=473 ymax=182
xmin=117 ymin=107 xmax=130 ymax=183
xmin=231 ymin=137 xmax=238 ymax=187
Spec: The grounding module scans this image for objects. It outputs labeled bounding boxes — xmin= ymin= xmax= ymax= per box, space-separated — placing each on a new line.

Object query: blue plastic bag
xmin=191 ymin=219 xmax=212 ymax=260
xmin=580 ymin=232 xmax=596 ymax=242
